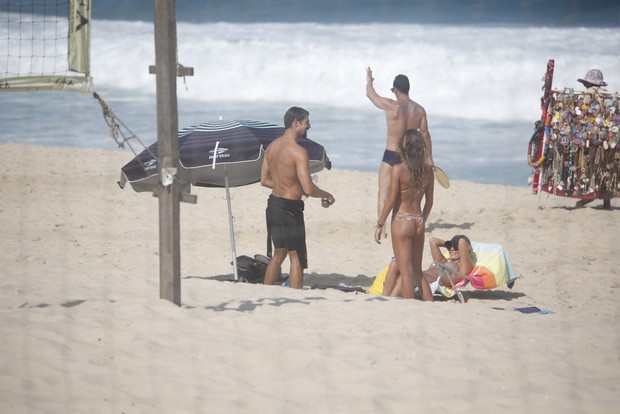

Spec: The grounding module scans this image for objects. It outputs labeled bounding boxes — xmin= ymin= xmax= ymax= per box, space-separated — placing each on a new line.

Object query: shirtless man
xmin=260 ymin=107 xmax=335 ymax=289
xmin=366 ymin=67 xmax=433 ymax=228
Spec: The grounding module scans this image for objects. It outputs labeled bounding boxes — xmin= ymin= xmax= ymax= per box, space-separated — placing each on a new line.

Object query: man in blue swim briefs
xmin=366 ymin=68 xmax=433 ymax=232
xmin=260 ymin=106 xmax=335 ymax=289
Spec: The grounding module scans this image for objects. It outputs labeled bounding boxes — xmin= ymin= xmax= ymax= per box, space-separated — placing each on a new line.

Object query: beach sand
xmin=1 ymin=143 xmax=618 ymax=413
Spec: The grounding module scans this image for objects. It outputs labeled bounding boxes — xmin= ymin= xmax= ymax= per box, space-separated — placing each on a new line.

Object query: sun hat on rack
xmin=577 ymin=69 xmax=607 ymax=87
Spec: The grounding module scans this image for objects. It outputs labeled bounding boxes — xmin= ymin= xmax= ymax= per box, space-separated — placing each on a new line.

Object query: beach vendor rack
xmin=529 ymin=61 xmax=620 ymax=201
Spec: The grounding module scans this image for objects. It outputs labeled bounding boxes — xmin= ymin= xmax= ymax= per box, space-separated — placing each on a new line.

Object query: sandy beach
xmin=0 ymin=143 xmax=618 ymax=413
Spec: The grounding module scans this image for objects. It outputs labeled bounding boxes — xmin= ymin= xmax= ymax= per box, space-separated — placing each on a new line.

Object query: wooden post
xmin=153 ymin=0 xmax=181 ymax=305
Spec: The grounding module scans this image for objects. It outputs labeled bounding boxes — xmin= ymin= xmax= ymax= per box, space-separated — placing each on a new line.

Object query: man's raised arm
xmin=366 ymin=67 xmax=392 ymax=111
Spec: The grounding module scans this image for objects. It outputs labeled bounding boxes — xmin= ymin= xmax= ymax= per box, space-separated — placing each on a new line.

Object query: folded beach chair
xmin=431 ymin=242 xmax=517 ymax=303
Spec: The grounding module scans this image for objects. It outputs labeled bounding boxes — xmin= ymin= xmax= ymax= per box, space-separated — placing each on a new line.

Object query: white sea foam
xmin=91 ymin=21 xmax=620 ymax=122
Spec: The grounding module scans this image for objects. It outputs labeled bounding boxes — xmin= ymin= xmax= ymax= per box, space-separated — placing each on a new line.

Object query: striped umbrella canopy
xmin=119 ymin=119 xmax=330 ymax=192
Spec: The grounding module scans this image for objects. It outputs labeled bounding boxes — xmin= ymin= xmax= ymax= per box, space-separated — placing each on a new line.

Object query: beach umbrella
xmin=118 ymin=119 xmax=331 ymax=280
xmin=178 ymin=119 xmax=329 ymax=188
xmin=118 ymin=120 xmax=330 ymax=191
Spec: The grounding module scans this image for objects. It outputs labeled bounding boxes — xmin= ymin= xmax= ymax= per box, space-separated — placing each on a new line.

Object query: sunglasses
xmin=391 ymin=87 xmax=396 ymax=93
xmin=449 ymin=245 xmax=458 ymax=251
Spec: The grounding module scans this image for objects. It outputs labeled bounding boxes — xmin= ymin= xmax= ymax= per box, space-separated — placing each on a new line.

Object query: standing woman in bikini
xmin=374 ymin=129 xmax=434 ymax=300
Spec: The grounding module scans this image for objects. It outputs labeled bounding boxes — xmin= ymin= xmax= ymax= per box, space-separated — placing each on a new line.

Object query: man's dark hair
xmin=284 ymin=107 xmax=309 ymax=129
xmin=393 ymin=74 xmax=410 ymax=94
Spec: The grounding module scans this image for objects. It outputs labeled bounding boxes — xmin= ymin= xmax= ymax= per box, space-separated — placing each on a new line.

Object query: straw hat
xmin=577 ymin=69 xmax=607 ymax=87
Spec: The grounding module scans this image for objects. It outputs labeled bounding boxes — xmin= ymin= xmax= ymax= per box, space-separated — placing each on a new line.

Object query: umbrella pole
xmin=225 ymin=171 xmax=240 ymax=281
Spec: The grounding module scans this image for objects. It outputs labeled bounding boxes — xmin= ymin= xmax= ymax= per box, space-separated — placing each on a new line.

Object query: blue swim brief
xmin=382 ymin=149 xmax=402 ymax=166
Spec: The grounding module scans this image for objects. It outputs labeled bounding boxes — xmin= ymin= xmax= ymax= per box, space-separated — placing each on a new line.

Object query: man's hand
xmin=366 ymin=67 xmax=374 ymax=84
xmin=323 ymin=193 xmax=335 ymax=206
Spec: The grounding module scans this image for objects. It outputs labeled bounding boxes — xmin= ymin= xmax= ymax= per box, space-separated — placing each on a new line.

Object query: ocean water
xmin=1 ymin=0 xmax=619 ymax=186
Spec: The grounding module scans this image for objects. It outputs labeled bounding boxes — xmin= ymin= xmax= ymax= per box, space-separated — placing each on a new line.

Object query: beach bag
xmin=234 ymin=254 xmax=270 ymax=284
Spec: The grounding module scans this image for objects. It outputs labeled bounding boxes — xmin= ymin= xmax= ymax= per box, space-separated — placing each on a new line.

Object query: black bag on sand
xmin=234 ymin=254 xmax=269 ymax=284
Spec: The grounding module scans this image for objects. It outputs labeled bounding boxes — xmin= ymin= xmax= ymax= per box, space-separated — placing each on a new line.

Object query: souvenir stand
xmin=529 ymin=60 xmax=620 ymax=201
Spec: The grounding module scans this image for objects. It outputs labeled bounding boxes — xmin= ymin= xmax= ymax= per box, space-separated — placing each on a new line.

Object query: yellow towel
xmin=367 ymin=263 xmax=390 ymax=295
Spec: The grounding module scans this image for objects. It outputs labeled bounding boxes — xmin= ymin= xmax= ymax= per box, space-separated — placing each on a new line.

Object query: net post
xmin=152 ymin=0 xmax=182 ymax=306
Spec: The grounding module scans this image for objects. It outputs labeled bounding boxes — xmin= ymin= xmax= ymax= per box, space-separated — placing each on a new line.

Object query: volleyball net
xmin=0 ymin=0 xmax=92 ymax=92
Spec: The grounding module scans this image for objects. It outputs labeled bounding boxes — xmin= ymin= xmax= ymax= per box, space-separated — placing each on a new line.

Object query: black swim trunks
xmin=266 ymin=195 xmax=308 ymax=269
xmin=382 ymin=149 xmax=402 ymax=166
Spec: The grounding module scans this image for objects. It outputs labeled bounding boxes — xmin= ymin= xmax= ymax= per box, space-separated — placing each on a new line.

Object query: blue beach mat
xmin=493 ymin=306 xmax=554 ymax=315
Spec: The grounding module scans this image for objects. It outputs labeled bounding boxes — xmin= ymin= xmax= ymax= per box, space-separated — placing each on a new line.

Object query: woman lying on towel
xmin=425 ymin=235 xmax=475 ymax=287
xmin=382 ymin=235 xmax=475 ymax=297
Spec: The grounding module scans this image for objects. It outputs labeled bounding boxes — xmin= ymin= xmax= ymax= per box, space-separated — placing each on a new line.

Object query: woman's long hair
xmin=399 ymin=129 xmax=430 ymax=191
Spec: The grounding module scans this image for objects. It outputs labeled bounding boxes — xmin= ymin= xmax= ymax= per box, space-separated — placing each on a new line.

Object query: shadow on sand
xmin=185 ymin=272 xmax=375 ymax=291
xmin=184 ymin=272 xmax=526 ymax=308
